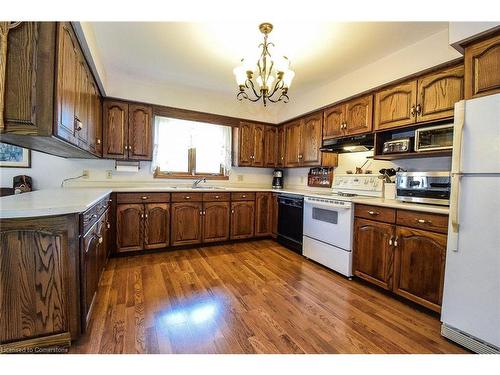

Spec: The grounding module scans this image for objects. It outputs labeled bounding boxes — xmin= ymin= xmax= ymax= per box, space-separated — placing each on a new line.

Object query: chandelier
xmin=233 ymin=23 xmax=295 ymax=106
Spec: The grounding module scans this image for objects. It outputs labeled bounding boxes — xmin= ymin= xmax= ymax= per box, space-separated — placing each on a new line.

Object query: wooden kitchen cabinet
xmin=465 ymin=32 xmax=500 ymax=99
xmin=231 ymin=201 xmax=255 ymax=239
xmin=82 ymin=220 xmax=100 ymax=327
xmin=116 ymin=204 xmax=144 ymax=252
xmin=271 ymin=193 xmax=279 ymax=237
xmin=264 ymin=126 xmax=278 ymax=167
xmin=144 ymin=203 xmax=170 ymax=249
xmin=284 ymin=120 xmax=302 ymax=167
xmin=203 ymin=201 xmax=230 ymax=242
xmin=353 ymin=218 xmax=395 ymax=290
xmin=301 ymin=112 xmax=323 ymax=166
xmin=103 ymin=100 xmax=152 ymax=160
xmin=1 ymin=22 xmax=102 ymax=158
xmin=353 ymin=204 xmax=449 ymax=312
xmin=171 ymin=202 xmax=203 ymax=246
xmin=417 ymin=65 xmax=464 ymax=122
xmin=323 ymin=95 xmax=373 ymax=139
xmin=374 ymin=80 xmax=417 ymax=130
xmin=255 ymin=192 xmax=272 ymax=237
xmin=393 ymin=226 xmax=447 ymax=312
xmin=236 ymin=122 xmax=266 ymax=167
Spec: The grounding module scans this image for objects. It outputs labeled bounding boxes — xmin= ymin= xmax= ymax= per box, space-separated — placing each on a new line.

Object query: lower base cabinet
xmin=231 ymin=201 xmax=255 ymax=239
xmin=353 ymin=204 xmax=448 ymax=312
xmin=271 ymin=193 xmax=278 ymax=237
xmin=144 ymin=203 xmax=170 ymax=249
xmin=203 ymin=201 xmax=230 ymax=242
xmin=255 ymin=192 xmax=272 ymax=237
xmin=171 ymin=202 xmax=203 ymax=246
xmin=116 ymin=203 xmax=144 ymax=252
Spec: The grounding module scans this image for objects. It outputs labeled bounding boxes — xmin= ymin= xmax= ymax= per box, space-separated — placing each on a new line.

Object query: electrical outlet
xmin=300 ymin=176 xmax=304 ymax=184
xmin=106 ymin=170 xmax=113 ymax=179
xmin=237 ymin=175 xmax=244 ymax=182
xmin=82 ymin=170 xmax=89 ymax=179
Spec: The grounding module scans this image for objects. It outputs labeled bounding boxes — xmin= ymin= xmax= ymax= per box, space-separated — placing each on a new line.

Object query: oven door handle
xmin=305 ymin=201 xmax=352 ymax=210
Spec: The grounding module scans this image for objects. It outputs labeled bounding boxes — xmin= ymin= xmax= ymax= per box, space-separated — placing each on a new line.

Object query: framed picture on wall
xmin=0 ymin=142 xmax=31 ymax=168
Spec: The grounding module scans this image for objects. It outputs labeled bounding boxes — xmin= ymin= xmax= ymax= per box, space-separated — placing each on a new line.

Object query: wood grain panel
xmin=323 ymin=104 xmax=344 ymax=139
xmin=128 ymin=104 xmax=152 ymax=160
xmin=171 ymin=202 xmax=202 ymax=246
xmin=301 ymin=112 xmax=323 ymax=167
xmin=202 ymin=201 xmax=230 ymax=243
xmin=345 ymin=95 xmax=373 ymax=135
xmin=255 ymin=192 xmax=272 ymax=237
xmin=393 ymin=227 xmax=447 ymax=312
xmin=253 ymin=124 xmax=265 ymax=167
xmin=276 ymin=126 xmax=285 ymax=168
xmin=103 ymin=100 xmax=128 ymax=159
xmin=465 ymin=33 xmax=500 ymax=99
xmin=230 ymin=201 xmax=255 ymax=239
xmin=230 ymin=192 xmax=255 ymax=201
xmin=202 ymin=192 xmax=230 ymax=202
xmin=171 ymin=192 xmax=203 ymax=202
xmin=116 ymin=192 xmax=170 ymax=204
xmin=144 ymin=203 xmax=170 ymax=249
xmin=116 ymin=204 xmax=144 ymax=253
xmin=374 ymin=81 xmax=417 ymax=130
xmin=354 ymin=204 xmax=396 ymax=224
xmin=264 ymin=126 xmax=278 ymax=167
xmin=396 ymin=210 xmax=448 ymax=234
xmin=238 ymin=122 xmax=254 ymax=166
xmin=284 ymin=120 xmax=302 ymax=167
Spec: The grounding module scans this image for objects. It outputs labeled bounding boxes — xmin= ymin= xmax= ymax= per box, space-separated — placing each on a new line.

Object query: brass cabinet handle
xmin=410 ymin=106 xmax=416 ymax=117
xmin=106 ymin=222 xmax=110 ymax=229
xmin=242 ymin=194 xmax=246 ymax=198
xmin=141 ymin=196 xmax=148 ymax=200
xmin=185 ymin=196 xmax=191 ymax=199
xmin=96 ymin=138 xmax=101 ymax=145
xmin=215 ymin=195 xmax=220 ymax=199
xmin=140 ymin=214 xmax=144 ymax=219
xmin=389 ymin=235 xmax=393 ymax=246
xmin=199 ymin=210 xmax=203 ymax=215
xmin=416 ymin=104 xmax=422 ymax=115
xmin=231 ymin=209 xmax=235 ymax=214
xmin=394 ymin=237 xmax=399 ymax=247
xmin=74 ymin=117 xmax=83 ymax=131
xmin=416 ymin=218 xmax=431 ymax=224
xmin=367 ymin=211 xmax=379 ymax=216
xmin=145 ymin=214 xmax=148 ymax=219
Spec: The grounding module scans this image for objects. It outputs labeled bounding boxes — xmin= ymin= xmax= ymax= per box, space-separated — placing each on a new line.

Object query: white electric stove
xmin=303 ymin=174 xmax=383 ymax=277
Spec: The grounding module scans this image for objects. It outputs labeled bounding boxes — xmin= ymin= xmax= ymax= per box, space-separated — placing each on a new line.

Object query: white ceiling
xmin=89 ymin=21 xmax=448 ymax=95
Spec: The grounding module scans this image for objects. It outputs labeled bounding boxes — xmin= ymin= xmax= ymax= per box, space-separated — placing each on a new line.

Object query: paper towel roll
xmin=115 ymin=164 xmax=140 ymax=173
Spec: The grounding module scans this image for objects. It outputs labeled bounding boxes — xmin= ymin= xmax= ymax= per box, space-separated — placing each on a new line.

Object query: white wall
xmin=276 ymin=29 xmax=462 ymax=122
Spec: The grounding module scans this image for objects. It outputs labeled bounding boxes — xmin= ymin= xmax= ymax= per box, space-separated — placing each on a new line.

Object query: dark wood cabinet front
xmin=393 ymin=227 xmax=447 ymax=312
xmin=344 ymin=95 xmax=373 ymax=135
xmin=171 ymin=202 xmax=203 ymax=246
xmin=276 ymin=126 xmax=285 ymax=167
xmin=301 ymin=113 xmax=323 ymax=166
xmin=271 ymin=193 xmax=279 ymax=237
xmin=144 ymin=203 xmax=170 ymax=249
xmin=323 ymin=104 xmax=344 ymax=139
xmin=203 ymin=201 xmax=230 ymax=243
xmin=231 ymin=201 xmax=255 ymax=239
xmin=264 ymin=126 xmax=278 ymax=167
xmin=237 ymin=122 xmax=267 ymax=167
xmin=116 ymin=203 xmax=144 ymax=252
xmin=374 ymin=80 xmax=417 ymax=130
xmin=128 ymin=104 xmax=153 ymax=160
xmin=253 ymin=124 xmax=265 ymax=167
xmin=255 ymin=192 xmax=272 ymax=237
xmin=284 ymin=120 xmax=302 ymax=167
xmin=103 ymin=100 xmax=128 ymax=159
xmin=353 ymin=218 xmax=395 ymax=290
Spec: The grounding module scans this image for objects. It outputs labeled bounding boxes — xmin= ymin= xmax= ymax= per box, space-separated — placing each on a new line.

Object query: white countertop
xmin=0 ymin=185 xmax=448 ymax=219
xmin=0 ymin=188 xmax=112 ymax=219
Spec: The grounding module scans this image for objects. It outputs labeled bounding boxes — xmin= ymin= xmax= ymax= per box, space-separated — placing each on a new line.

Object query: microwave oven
xmin=414 ymin=124 xmax=454 ymax=152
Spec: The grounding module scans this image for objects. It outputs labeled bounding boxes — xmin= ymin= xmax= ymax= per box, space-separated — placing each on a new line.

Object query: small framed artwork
xmin=0 ymin=142 xmax=31 ymax=168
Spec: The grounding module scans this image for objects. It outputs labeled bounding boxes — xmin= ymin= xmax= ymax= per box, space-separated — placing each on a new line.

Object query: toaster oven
xmin=415 ymin=124 xmax=454 ymax=152
xmin=396 ymin=171 xmax=451 ymax=206
xmin=382 ymin=138 xmax=412 ymax=154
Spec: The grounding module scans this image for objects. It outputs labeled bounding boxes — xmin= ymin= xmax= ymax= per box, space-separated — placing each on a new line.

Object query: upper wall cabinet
xmin=465 ymin=32 xmax=500 ymax=99
xmin=284 ymin=112 xmax=325 ymax=168
xmin=323 ymin=95 xmax=373 ymax=139
xmin=102 ymin=100 xmax=153 ymax=160
xmin=234 ymin=122 xmax=268 ymax=167
xmin=374 ymin=64 xmax=464 ymax=131
xmin=0 ymin=22 xmax=102 ymax=158
xmin=264 ymin=126 xmax=278 ymax=167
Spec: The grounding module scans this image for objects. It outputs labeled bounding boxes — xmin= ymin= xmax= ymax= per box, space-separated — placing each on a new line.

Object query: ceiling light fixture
xmin=233 ymin=23 xmax=295 ymax=107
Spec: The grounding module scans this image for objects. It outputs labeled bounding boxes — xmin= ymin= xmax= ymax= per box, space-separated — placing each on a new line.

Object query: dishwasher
xmin=277 ymin=194 xmax=304 ymax=254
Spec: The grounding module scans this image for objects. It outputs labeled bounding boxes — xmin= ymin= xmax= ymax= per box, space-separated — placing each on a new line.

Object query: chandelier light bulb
xmin=283 ymin=69 xmax=295 ymax=88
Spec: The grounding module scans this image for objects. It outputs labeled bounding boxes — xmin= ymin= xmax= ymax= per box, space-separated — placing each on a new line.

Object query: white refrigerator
xmin=441 ymin=94 xmax=500 ymax=353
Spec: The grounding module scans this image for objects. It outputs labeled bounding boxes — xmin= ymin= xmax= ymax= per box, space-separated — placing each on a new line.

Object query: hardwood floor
xmin=71 ymin=240 xmax=467 ymax=354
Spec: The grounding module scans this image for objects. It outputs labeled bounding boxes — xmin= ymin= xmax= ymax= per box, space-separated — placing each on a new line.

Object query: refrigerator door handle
xmin=451 ymin=101 xmax=465 ymax=174
xmin=450 ymin=173 xmax=462 ymax=240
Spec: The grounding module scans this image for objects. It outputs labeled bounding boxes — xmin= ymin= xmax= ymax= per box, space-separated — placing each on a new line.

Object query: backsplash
xmin=1 ymin=149 xmax=451 ymax=191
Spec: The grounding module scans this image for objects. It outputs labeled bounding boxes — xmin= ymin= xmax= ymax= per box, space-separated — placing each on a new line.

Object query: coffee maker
xmin=272 ymin=169 xmax=284 ymax=189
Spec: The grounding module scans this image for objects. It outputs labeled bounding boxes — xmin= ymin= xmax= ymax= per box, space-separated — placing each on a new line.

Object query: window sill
xmin=153 ymin=170 xmax=229 ymax=180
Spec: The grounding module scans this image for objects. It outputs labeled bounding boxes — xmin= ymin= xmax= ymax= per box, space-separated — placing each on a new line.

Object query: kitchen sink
xmin=192 ymin=186 xmax=225 ymax=190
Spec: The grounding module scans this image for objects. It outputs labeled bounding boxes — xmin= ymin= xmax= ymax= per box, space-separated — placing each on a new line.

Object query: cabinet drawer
xmin=116 ymin=192 xmax=170 ymax=204
xmin=354 ymin=204 xmax=396 ymax=223
xmin=203 ymin=192 xmax=230 ymax=202
xmin=171 ymin=192 xmax=203 ymax=202
xmin=231 ymin=192 xmax=256 ymax=201
xmin=82 ymin=195 xmax=110 ymax=234
xmin=396 ymin=210 xmax=448 ymax=234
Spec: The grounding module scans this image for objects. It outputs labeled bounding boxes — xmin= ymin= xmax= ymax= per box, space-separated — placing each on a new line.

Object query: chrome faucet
xmin=192 ymin=178 xmax=206 ymax=188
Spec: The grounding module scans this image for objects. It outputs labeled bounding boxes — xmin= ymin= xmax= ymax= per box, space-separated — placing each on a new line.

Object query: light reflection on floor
xmin=161 ymin=301 xmax=219 ymax=327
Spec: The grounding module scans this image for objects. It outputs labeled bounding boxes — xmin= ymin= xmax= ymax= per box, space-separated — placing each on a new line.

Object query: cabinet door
xmin=96 ymin=213 xmax=107 ymax=278
xmin=374 ymin=81 xmax=417 ymax=130
xmin=103 ymin=100 xmax=128 ymax=159
xmin=465 ymin=33 xmax=500 ymax=99
xmin=284 ymin=120 xmax=302 ymax=167
xmin=301 ymin=113 xmax=323 ymax=167
xmin=144 ymin=203 xmax=170 ymax=250
xmin=171 ymin=202 xmax=203 ymax=246
xmin=55 ymin=22 xmax=79 ymax=145
xmin=271 ymin=193 xmax=279 ymax=237
xmin=253 ymin=123 xmax=265 ymax=167
xmin=82 ymin=226 xmax=99 ymax=327
xmin=128 ymin=104 xmax=153 ymax=160
xmin=255 ymin=192 xmax=272 ymax=237
xmin=353 ymin=218 xmax=395 ymax=290
xmin=417 ymin=65 xmax=464 ymax=122
xmin=264 ymin=126 xmax=278 ymax=167
xmin=91 ymin=82 xmax=102 ymax=156
xmin=323 ymin=104 xmax=345 ymax=139
xmin=74 ymin=59 xmax=89 ymax=150
xmin=203 ymin=201 xmax=230 ymax=243
xmin=276 ymin=126 xmax=285 ymax=167
xmin=393 ymin=226 xmax=447 ymax=312
xmin=345 ymin=95 xmax=373 ymax=135
xmin=87 ymin=80 xmax=97 ymax=155
xmin=116 ymin=204 xmax=144 ymax=253
xmin=231 ymin=201 xmax=255 ymax=239
xmin=238 ymin=122 xmax=254 ymax=166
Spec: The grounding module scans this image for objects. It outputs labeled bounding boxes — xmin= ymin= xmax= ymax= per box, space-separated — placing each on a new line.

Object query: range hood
xmin=320 ymin=134 xmax=374 ymax=153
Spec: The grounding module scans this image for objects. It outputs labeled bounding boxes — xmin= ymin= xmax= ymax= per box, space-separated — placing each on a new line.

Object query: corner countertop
xmin=0 ymin=188 xmax=112 ymax=219
xmin=0 ymin=184 xmax=449 ymax=219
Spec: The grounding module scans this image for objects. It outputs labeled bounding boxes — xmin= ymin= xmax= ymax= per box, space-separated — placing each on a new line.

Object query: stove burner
xmin=336 ymin=192 xmax=357 ymax=197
